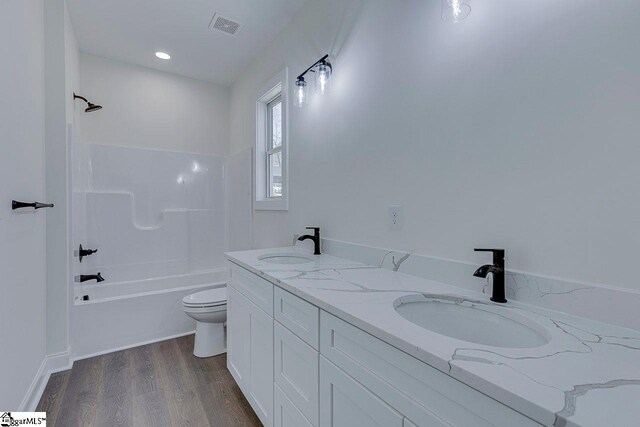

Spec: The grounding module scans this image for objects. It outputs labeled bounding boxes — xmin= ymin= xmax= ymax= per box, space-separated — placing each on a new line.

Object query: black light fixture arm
xmin=297 ymin=54 xmax=331 ymax=81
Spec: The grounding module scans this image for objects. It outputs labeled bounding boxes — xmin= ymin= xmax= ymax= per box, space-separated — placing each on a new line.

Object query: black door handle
xmin=12 ymin=200 xmax=54 ymax=210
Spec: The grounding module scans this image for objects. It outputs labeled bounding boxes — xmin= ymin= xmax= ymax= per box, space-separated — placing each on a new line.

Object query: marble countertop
xmin=226 ymin=247 xmax=640 ymax=427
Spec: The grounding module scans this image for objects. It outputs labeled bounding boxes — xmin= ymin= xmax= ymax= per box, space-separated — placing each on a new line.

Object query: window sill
xmin=254 ymin=198 xmax=288 ymax=211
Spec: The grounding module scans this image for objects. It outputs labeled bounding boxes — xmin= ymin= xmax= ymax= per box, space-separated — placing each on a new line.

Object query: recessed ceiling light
xmin=155 ymin=51 xmax=171 ymax=60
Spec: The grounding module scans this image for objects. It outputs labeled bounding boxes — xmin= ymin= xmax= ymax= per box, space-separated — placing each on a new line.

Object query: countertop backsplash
xmin=320 ymin=238 xmax=640 ymax=332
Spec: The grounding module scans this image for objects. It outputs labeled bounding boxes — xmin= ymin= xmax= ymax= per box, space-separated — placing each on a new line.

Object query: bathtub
xmin=71 ymin=268 xmax=227 ymax=359
xmin=74 ymin=269 xmax=226 ymax=304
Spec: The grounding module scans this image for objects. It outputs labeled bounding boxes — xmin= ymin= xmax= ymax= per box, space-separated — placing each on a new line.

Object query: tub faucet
xmin=78 ymin=273 xmax=105 ymax=283
xmin=78 ymin=244 xmax=98 ymax=263
xmin=473 ymin=248 xmax=506 ymax=303
xmin=298 ymin=227 xmax=321 ymax=255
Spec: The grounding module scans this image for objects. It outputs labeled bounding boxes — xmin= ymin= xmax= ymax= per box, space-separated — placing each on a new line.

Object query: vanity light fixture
xmin=314 ymin=60 xmax=332 ymax=95
xmin=294 ymin=77 xmax=308 ymax=108
xmin=294 ymin=54 xmax=333 ymax=108
xmin=442 ymin=0 xmax=471 ymax=23
xmin=155 ymin=51 xmax=171 ymax=60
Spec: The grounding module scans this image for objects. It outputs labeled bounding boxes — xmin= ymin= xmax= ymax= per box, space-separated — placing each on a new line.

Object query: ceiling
xmin=66 ymin=0 xmax=309 ymax=86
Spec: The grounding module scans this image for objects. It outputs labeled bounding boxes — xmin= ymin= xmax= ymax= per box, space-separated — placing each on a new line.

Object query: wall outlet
xmin=388 ymin=205 xmax=403 ymax=231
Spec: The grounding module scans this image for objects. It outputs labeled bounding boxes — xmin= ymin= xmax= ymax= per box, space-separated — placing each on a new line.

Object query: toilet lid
xmin=183 ymin=287 xmax=227 ymax=307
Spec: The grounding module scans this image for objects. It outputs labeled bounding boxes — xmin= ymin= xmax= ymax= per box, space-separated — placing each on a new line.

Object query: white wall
xmin=230 ymin=0 xmax=640 ymax=291
xmin=227 ymin=148 xmax=253 ymax=251
xmin=65 ymin=3 xmax=80 ymax=123
xmin=0 ymin=0 xmax=46 ymax=409
xmin=79 ymin=53 xmax=231 ymax=155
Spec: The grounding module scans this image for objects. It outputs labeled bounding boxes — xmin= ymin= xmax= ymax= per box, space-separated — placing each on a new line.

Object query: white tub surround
xmin=72 ymin=144 xmax=227 ymax=287
xmin=70 ymin=144 xmax=229 ymax=357
xmin=226 ymin=247 xmax=640 ymax=427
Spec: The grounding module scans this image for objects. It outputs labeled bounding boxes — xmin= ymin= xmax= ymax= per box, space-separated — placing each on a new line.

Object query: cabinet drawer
xmin=274 ymin=383 xmax=314 ymax=427
xmin=274 ymin=287 xmax=319 ymax=349
xmin=274 ymin=321 xmax=319 ymax=426
xmin=320 ymin=312 xmax=541 ymax=427
xmin=228 ymin=261 xmax=274 ymax=316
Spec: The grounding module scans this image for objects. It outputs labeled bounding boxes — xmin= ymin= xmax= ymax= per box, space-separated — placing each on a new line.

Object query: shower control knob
xmin=78 ymin=244 xmax=98 ymax=263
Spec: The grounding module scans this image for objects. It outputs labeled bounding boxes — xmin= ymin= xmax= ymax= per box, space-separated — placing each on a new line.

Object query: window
xmin=255 ymin=68 xmax=288 ymax=210
xmin=267 ymin=95 xmax=282 ymax=198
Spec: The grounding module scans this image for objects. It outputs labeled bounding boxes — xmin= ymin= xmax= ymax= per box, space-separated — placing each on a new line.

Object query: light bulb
xmin=442 ymin=0 xmax=470 ymax=23
xmin=315 ymin=62 xmax=332 ymax=95
xmin=294 ymin=78 xmax=308 ymax=108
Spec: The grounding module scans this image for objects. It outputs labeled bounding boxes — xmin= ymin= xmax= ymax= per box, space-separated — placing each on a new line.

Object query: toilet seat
xmin=183 ymin=287 xmax=227 ymax=308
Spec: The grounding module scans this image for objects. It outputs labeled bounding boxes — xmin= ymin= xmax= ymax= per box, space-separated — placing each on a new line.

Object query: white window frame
xmin=255 ymin=68 xmax=289 ymax=211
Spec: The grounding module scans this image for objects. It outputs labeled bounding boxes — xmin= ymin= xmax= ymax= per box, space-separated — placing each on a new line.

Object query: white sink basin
xmin=258 ymin=253 xmax=315 ymax=265
xmin=394 ymin=294 xmax=550 ymax=348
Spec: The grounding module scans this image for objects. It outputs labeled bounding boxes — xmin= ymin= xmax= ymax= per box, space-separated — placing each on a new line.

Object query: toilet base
xmin=193 ymin=321 xmax=226 ymax=358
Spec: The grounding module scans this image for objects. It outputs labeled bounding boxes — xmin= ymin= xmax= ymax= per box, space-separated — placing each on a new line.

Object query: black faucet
xmin=473 ymin=248 xmax=506 ymax=303
xmin=78 ymin=273 xmax=105 ymax=283
xmin=298 ymin=227 xmax=321 ymax=255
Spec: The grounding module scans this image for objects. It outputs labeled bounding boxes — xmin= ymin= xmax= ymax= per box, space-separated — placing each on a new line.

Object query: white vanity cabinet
xmin=227 ymin=264 xmax=274 ymax=427
xmin=227 ymin=261 xmax=541 ymax=427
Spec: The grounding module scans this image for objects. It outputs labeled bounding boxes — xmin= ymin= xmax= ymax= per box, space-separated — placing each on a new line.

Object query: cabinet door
xmin=319 ymin=357 xmax=403 ymax=427
xmin=274 ymin=321 xmax=319 ymax=425
xmin=274 ymin=383 xmax=314 ymax=427
xmin=227 ymin=285 xmax=250 ymax=388
xmin=248 ymin=297 xmax=274 ymax=427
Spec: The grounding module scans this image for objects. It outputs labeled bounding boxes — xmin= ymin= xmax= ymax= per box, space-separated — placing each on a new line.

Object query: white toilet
xmin=182 ymin=287 xmax=227 ymax=358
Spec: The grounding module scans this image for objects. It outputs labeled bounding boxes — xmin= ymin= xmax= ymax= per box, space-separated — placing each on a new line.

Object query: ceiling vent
xmin=209 ymin=14 xmax=242 ymax=35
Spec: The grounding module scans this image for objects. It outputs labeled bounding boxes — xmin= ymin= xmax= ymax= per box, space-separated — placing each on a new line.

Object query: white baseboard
xmin=17 ymin=347 xmax=72 ymax=412
xmin=46 ymin=348 xmax=73 ymax=374
xmin=18 ymin=358 xmax=47 ymax=412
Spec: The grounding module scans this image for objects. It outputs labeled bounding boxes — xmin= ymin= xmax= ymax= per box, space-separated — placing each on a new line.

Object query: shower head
xmin=85 ymin=102 xmax=102 ymax=113
xmin=73 ymin=93 xmax=102 ymax=113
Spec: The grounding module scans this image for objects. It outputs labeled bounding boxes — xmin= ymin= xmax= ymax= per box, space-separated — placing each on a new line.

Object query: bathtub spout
xmin=78 ymin=273 xmax=105 ymax=283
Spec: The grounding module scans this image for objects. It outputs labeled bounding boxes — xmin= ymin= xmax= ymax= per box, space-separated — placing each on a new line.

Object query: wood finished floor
xmin=36 ymin=335 xmax=262 ymax=427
